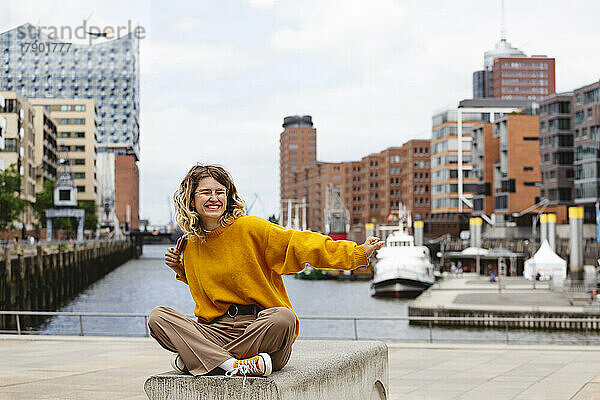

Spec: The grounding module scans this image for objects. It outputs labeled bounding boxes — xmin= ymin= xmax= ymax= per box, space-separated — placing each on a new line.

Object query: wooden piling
xmin=0 ymin=239 xmax=136 ymax=331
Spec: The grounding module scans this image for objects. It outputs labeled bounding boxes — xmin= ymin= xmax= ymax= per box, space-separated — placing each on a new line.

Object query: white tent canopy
xmin=524 ymin=240 xmax=567 ymax=282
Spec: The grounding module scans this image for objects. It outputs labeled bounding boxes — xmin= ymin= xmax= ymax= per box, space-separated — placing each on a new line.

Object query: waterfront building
xmin=472 ymin=38 xmax=555 ymax=100
xmin=31 ymin=104 xmax=58 ymax=192
xmin=573 ymin=80 xmax=600 ymax=222
xmin=490 ymin=114 xmax=542 ymax=223
xmin=430 ymin=108 xmax=482 ymax=236
xmin=473 ymin=113 xmax=569 ymax=226
xmin=279 ymin=115 xmax=317 ymax=225
xmin=0 ymin=91 xmax=39 ymax=232
xmin=430 ymin=99 xmax=538 ymax=235
xmin=539 ymin=92 xmax=574 ymax=217
xmin=382 ymin=140 xmax=431 ymax=223
xmin=0 ymin=23 xmax=140 ymax=229
xmin=288 ymin=161 xmax=344 ymax=233
xmin=281 ymin=128 xmax=431 ymax=241
xmin=339 ymin=142 xmax=430 ymax=241
xmin=29 ymin=98 xmax=98 ymax=203
xmin=471 ymin=122 xmax=497 ymax=216
xmin=29 ymin=98 xmax=99 ymax=203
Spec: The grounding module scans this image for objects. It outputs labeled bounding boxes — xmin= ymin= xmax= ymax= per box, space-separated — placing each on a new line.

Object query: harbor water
xmin=32 ymin=245 xmax=600 ymax=344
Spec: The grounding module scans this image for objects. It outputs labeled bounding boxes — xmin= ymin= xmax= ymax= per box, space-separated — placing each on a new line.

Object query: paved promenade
xmin=2 ymin=335 xmax=600 ymax=399
xmin=410 ymin=273 xmax=593 ymax=314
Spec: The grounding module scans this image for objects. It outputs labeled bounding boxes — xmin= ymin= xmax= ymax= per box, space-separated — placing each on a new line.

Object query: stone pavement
xmin=2 ymin=335 xmax=600 ymax=399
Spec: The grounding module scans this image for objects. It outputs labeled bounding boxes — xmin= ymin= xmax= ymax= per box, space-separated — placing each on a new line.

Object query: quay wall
xmin=408 ymin=306 xmax=600 ymax=331
xmin=0 ymin=240 xmax=137 ymax=330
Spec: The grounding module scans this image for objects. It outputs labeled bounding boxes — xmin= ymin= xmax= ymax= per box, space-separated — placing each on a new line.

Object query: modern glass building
xmin=573 ymin=80 xmax=600 ymax=222
xmin=0 ymin=23 xmax=140 ymax=159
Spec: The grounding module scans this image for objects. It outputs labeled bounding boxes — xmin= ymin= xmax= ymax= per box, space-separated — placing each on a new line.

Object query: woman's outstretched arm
xmin=263 ymin=222 xmax=383 ymax=275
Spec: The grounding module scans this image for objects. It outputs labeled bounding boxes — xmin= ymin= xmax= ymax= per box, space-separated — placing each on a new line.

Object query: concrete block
xmin=144 ymin=340 xmax=388 ymax=400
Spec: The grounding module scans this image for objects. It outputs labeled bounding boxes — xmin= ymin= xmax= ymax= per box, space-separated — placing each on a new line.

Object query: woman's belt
xmin=226 ymin=304 xmax=260 ymax=317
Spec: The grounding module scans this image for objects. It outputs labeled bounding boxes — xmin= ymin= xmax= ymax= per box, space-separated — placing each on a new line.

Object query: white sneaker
xmin=170 ymin=353 xmax=188 ymax=373
xmin=225 ymin=353 xmax=272 ymax=387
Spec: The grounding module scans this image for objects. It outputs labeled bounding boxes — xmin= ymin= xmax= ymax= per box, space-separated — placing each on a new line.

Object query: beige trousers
xmin=148 ymin=305 xmax=296 ymax=376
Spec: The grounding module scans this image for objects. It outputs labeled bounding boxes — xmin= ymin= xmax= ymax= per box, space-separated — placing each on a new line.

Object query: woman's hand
xmin=165 ymin=247 xmax=185 ymax=277
xmin=363 ymin=236 xmax=384 ymax=258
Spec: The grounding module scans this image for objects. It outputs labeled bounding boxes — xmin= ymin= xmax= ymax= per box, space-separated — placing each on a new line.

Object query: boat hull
xmin=370 ymin=278 xmax=433 ymax=298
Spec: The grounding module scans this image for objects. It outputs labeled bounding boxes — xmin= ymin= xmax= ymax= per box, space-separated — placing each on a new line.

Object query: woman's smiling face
xmin=193 ymin=177 xmax=228 ymax=227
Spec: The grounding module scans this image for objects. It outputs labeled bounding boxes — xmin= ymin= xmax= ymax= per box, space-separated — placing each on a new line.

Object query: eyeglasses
xmin=195 ymin=188 xmax=227 ymax=198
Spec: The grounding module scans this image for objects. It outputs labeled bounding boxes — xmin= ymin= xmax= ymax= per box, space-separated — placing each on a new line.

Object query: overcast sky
xmin=3 ymin=0 xmax=600 ymax=225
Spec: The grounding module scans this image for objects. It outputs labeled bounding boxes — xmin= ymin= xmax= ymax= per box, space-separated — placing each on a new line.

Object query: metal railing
xmin=2 ymin=311 xmax=600 ymax=344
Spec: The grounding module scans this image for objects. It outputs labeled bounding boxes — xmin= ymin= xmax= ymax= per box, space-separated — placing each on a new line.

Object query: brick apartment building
xmin=281 ymin=120 xmax=431 ymax=241
xmin=115 ymin=151 xmax=140 ymax=231
xmin=492 ymin=115 xmax=542 ymax=223
xmin=473 ymin=38 xmax=555 ymax=101
xmin=492 ymin=57 xmax=555 ymax=99
xmin=471 ymin=115 xmax=543 ymax=225
xmin=472 ymin=122 xmax=497 ymax=216
xmin=286 ymin=161 xmax=343 ymax=232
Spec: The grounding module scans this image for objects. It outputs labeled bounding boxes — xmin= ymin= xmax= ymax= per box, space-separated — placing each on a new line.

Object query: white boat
xmin=370 ymin=213 xmax=435 ymax=298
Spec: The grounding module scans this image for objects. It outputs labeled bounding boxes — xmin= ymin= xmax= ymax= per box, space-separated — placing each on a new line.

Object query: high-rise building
xmin=0 ymin=23 xmax=140 ymax=157
xmin=0 ymin=23 xmax=141 ymax=230
xmin=473 ymin=38 xmax=525 ymax=98
xmin=29 ymin=98 xmax=98 ymax=203
xmin=539 ymin=93 xmax=574 ymax=207
xmin=573 ymin=80 xmax=600 ymax=221
xmin=472 ymin=38 xmax=555 ymax=100
xmin=279 ymin=115 xmax=317 ymax=224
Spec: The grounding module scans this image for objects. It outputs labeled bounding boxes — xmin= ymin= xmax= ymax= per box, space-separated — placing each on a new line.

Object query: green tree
xmin=33 ymin=179 xmax=54 ymax=228
xmin=268 ymin=214 xmax=279 ymax=225
xmin=78 ymin=200 xmax=98 ymax=231
xmin=0 ymin=163 xmax=27 ymax=236
xmin=33 ymin=181 xmax=98 ymax=234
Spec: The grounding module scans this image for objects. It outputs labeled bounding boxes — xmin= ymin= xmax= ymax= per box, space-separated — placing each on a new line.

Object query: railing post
xmin=505 ymin=321 xmax=509 ymax=345
xmin=353 ymin=318 xmax=358 ymax=341
xmin=144 ymin=315 xmax=149 ymax=338
xmin=428 ymin=320 xmax=433 ymax=343
xmin=16 ymin=314 xmax=21 ymax=335
xmin=79 ymin=315 xmax=84 ymax=336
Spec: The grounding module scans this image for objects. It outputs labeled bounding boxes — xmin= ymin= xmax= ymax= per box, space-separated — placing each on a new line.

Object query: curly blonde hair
xmin=174 ymin=164 xmax=246 ymax=242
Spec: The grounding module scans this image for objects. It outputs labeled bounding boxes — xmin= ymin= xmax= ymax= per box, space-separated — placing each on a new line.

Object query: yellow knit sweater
xmin=177 ymin=215 xmax=369 ymax=340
